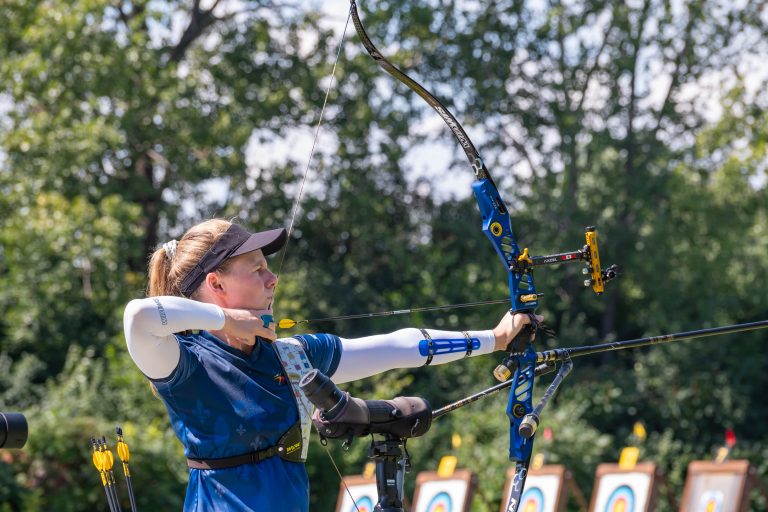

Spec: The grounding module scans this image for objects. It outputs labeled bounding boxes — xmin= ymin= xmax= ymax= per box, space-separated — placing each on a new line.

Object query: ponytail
xmin=146 ymin=219 xmax=233 ymax=298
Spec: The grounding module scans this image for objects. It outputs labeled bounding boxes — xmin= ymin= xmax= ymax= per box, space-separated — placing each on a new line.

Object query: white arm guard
xmin=123 ymin=297 xmax=225 ymax=379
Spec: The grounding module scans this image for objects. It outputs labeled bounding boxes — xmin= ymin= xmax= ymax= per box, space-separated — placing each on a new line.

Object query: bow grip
xmin=493 ymin=312 xmax=541 ymax=382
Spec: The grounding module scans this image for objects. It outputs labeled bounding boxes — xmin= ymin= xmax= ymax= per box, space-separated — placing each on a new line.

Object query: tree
xmin=1 ymin=1 xmax=766 ymax=510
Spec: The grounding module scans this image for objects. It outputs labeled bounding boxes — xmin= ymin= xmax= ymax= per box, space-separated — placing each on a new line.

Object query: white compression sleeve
xmin=332 ymin=328 xmax=496 ymax=384
xmin=123 ymin=296 xmax=226 ymax=379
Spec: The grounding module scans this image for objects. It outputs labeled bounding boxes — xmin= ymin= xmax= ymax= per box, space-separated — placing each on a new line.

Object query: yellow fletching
xmin=102 ymin=449 xmax=115 ymax=470
xmin=278 ymin=319 xmax=297 ymax=329
xmin=117 ymin=440 xmax=130 ymax=462
xmin=92 ymin=451 xmax=103 ymax=471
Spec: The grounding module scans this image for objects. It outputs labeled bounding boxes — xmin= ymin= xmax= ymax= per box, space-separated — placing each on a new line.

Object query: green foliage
xmin=0 ymin=192 xmax=142 ymax=376
xmin=0 ymin=459 xmax=26 ymax=512
xmin=0 ymin=0 xmax=766 ymax=511
xmin=9 ymin=345 xmax=186 ymax=511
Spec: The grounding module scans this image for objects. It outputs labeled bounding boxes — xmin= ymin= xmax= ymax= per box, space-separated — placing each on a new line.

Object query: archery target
xmin=347 ymin=496 xmax=374 ymax=512
xmin=414 ymin=479 xmax=469 ymax=512
xmin=592 ymin=471 xmax=651 ymax=512
xmin=425 ymin=491 xmax=452 ymax=512
xmin=604 ymin=485 xmax=635 ymax=512
xmin=696 ymin=490 xmax=724 ymax=512
xmin=336 ymin=481 xmax=377 ymax=512
xmin=519 ymin=487 xmax=545 ymax=512
xmin=504 ymin=472 xmax=562 ymax=512
xmin=682 ymin=468 xmax=747 ymax=512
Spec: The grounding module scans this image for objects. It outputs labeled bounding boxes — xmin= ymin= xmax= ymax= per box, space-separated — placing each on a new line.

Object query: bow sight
xmin=510 ymin=226 xmax=620 ymax=294
xmin=490 ymin=225 xmax=620 ymax=383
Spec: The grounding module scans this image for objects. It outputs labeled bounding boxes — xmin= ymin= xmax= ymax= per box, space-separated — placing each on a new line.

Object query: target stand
xmin=335 ymin=474 xmax=379 ymax=512
xmin=587 ymin=462 xmax=660 ymax=512
xmin=501 ymin=464 xmax=587 ymax=512
xmin=411 ymin=468 xmax=477 ymax=512
xmin=679 ymin=460 xmax=767 ymax=512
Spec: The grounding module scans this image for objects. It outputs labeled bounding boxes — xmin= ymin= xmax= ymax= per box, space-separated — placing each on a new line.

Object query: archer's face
xmin=216 ymin=250 xmax=277 ymax=311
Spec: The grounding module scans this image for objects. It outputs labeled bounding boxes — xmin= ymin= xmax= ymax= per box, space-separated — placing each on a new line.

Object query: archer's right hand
xmin=221 ymin=308 xmax=278 ymax=345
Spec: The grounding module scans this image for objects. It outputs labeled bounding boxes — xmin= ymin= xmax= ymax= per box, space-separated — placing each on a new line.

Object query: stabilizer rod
xmin=432 ymin=362 xmax=556 ymax=420
xmin=537 ymin=320 xmax=768 ymax=364
xmin=432 ymin=320 xmax=768 ymax=420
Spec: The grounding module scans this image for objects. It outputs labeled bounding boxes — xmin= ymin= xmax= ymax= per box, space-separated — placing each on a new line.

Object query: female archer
xmin=123 ymin=218 xmax=539 ymax=511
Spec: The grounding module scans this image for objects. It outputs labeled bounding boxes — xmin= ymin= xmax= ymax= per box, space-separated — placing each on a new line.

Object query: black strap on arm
xmin=462 ymin=331 xmax=473 ymax=357
xmin=419 ymin=328 xmax=435 ymax=366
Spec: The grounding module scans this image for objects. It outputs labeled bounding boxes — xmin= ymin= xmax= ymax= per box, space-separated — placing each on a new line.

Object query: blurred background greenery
xmin=1 ymin=1 xmax=766 ymax=510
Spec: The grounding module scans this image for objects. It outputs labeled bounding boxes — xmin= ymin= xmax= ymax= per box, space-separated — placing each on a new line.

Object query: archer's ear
xmin=203 ymin=272 xmax=226 ymax=297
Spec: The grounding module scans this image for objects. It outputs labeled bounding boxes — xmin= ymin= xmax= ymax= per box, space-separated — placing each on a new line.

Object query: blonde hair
xmin=147 ymin=219 xmax=235 ymax=298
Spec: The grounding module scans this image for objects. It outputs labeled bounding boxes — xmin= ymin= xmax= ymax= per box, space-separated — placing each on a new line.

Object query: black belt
xmin=187 ymin=420 xmax=304 ymax=470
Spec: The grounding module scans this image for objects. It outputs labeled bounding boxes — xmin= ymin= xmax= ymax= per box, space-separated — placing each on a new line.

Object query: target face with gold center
xmin=604 ymin=485 xmax=635 ymax=512
xmin=696 ymin=490 xmax=724 ymax=512
xmin=519 ymin=487 xmax=545 ymax=512
xmin=424 ymin=491 xmax=452 ymax=512
xmin=347 ymin=495 xmax=373 ymax=512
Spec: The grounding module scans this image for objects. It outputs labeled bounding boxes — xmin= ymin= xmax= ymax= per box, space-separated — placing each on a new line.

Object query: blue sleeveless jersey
xmin=151 ymin=331 xmax=342 ymax=511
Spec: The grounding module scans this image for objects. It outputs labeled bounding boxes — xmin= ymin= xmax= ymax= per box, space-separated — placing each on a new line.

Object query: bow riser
xmin=472 ymin=176 xmax=538 ymax=467
xmin=506 ymin=350 xmax=537 ymax=462
xmin=472 ymin=180 xmax=539 ymax=312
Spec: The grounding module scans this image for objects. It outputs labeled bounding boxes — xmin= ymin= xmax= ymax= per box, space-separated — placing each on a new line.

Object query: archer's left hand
xmin=492 ymin=312 xmax=543 ymax=351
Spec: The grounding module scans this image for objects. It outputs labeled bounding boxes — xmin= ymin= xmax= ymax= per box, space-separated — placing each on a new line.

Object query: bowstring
xmin=272 ymin=5 xmax=363 ymax=511
xmin=274 ymin=6 xmax=353 ymax=283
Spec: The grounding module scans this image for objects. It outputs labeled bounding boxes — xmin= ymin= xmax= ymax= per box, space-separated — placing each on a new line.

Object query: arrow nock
xmin=116 ymin=426 xmax=131 ymax=464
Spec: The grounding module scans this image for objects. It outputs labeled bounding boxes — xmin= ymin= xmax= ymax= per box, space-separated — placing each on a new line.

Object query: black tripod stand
xmin=369 ymin=435 xmax=409 ymax=512
xmin=299 ymin=369 xmax=431 ymax=511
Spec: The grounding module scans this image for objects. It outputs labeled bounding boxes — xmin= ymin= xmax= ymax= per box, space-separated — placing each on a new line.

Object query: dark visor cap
xmin=179 ymin=224 xmax=287 ymax=297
